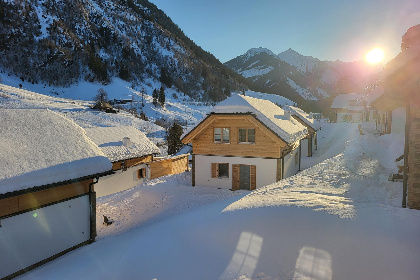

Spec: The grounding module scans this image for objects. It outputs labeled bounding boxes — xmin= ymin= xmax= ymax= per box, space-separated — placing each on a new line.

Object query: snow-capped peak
xmin=277 ymin=48 xmax=320 ymax=73
xmin=243 ymin=47 xmax=277 ymax=60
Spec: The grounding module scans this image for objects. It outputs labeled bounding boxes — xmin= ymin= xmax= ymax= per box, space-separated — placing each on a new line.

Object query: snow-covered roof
xmin=285 ymin=106 xmax=321 ymax=130
xmin=0 ymin=109 xmax=112 ymax=194
xmin=331 ymin=93 xmax=364 ymax=111
xmin=211 ymin=94 xmax=307 ymax=143
xmin=84 ymin=126 xmax=160 ymax=162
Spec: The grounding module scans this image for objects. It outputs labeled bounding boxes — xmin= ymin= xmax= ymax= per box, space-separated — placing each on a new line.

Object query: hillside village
xmin=0 ymin=0 xmax=420 ymax=279
xmin=1 ymin=71 xmax=420 ymax=279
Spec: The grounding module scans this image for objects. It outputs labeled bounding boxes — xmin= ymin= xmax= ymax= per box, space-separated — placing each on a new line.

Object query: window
xmin=211 ymin=163 xmax=229 ymax=178
xmin=238 ymin=128 xmax=255 ymax=143
xmin=137 ymin=168 xmax=146 ymax=179
xmin=214 ymin=128 xmax=230 ymax=143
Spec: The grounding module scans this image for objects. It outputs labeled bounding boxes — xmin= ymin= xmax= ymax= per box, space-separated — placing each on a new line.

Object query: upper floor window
xmin=214 ymin=128 xmax=230 ymax=143
xmin=238 ymin=128 xmax=255 ymax=143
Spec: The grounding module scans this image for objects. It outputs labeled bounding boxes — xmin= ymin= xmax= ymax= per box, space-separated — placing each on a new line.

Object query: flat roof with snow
xmin=211 ymin=94 xmax=307 ymax=144
xmin=84 ymin=126 xmax=160 ymax=162
xmin=331 ymin=93 xmax=364 ymax=111
xmin=285 ymin=105 xmax=321 ymax=130
xmin=0 ymin=109 xmax=112 ymax=194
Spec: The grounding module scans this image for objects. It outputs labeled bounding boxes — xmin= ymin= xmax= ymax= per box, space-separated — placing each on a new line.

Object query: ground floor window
xmin=137 ymin=168 xmax=146 ymax=179
xmin=211 ymin=163 xmax=229 ymax=178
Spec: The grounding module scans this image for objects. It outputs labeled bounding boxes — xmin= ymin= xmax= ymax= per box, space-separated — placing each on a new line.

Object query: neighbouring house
xmin=91 ymin=101 xmax=116 ymax=113
xmin=331 ymin=93 xmax=365 ymax=123
xmin=286 ymin=106 xmax=320 ymax=157
xmin=381 ymin=24 xmax=420 ymax=209
xmin=84 ymin=126 xmax=160 ymax=198
xmin=370 ymin=91 xmax=406 ymax=135
xmin=181 ymin=94 xmax=307 ymax=191
xmin=0 ymin=109 xmax=112 ymax=279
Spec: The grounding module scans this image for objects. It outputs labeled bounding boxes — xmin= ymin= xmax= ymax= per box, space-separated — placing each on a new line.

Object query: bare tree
xmin=94 ymin=88 xmax=108 ymax=103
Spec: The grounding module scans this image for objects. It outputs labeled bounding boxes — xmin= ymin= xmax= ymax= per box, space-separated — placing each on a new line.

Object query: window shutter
xmin=232 ymin=164 xmax=239 ymax=190
xmin=250 ymin=165 xmax=256 ymax=190
xmin=211 ymin=163 xmax=218 ymax=178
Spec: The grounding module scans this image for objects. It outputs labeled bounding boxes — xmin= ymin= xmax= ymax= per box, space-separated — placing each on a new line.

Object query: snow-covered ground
xmin=15 ymin=120 xmax=420 ymax=280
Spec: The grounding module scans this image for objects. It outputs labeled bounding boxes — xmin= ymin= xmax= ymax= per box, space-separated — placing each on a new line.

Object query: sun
xmin=365 ymin=48 xmax=384 ymax=64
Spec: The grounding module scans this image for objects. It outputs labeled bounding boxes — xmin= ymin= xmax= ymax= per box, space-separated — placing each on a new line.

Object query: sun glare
xmin=365 ymin=48 xmax=384 ymax=64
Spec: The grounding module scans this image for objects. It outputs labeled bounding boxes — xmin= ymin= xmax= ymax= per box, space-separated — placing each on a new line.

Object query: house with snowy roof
xmin=181 ymin=94 xmax=307 ymax=190
xmin=285 ymin=106 xmax=320 ymax=157
xmin=331 ymin=93 xmax=365 ymax=123
xmin=84 ymin=126 xmax=160 ymax=197
xmin=0 ymin=109 xmax=112 ymax=279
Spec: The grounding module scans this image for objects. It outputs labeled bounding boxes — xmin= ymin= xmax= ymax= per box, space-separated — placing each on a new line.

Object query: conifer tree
xmin=167 ymin=122 xmax=183 ymax=155
xmin=158 ymin=86 xmax=165 ymax=106
xmin=152 ymin=88 xmax=158 ymax=106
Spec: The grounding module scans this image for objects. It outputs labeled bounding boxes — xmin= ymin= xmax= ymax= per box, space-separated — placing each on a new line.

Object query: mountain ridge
xmin=224 ymin=47 xmax=383 ymax=112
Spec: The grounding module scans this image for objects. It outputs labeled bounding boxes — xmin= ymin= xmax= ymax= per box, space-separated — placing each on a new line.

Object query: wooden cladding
xmin=250 ymin=165 xmax=256 ymax=190
xmin=211 ymin=163 xmax=217 ymax=178
xmin=190 ymin=115 xmax=286 ymax=158
xmin=408 ymin=118 xmax=420 ymax=209
xmin=149 ymin=154 xmax=189 ymax=179
xmin=0 ymin=179 xmax=92 ymax=218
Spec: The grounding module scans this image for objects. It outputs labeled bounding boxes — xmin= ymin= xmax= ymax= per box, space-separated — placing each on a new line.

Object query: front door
xmin=239 ymin=165 xmax=251 ymax=190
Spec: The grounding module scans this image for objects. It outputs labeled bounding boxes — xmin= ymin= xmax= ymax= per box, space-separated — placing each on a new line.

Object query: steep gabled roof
xmin=285 ymin=105 xmax=321 ymax=130
xmin=84 ymin=126 xmax=160 ymax=162
xmin=186 ymin=94 xmax=306 ymax=144
xmin=331 ymin=93 xmax=364 ymax=111
xmin=0 ymin=109 xmax=112 ymax=194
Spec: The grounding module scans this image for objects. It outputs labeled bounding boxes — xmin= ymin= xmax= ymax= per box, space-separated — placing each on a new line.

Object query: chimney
xmin=284 ymin=110 xmax=291 ymax=120
xmin=123 ymin=137 xmax=131 ymax=147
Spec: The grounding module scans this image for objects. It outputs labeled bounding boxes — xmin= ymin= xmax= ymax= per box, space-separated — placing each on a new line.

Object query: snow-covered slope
xmin=0 ymin=83 xmax=211 ymax=156
xmin=16 ymin=122 xmax=420 ymax=280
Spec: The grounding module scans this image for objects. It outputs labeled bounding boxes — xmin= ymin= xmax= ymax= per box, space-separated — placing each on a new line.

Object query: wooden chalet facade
xmin=182 ymin=95 xmax=307 ymax=190
xmin=0 ymin=109 xmax=112 ymax=279
xmin=370 ymin=93 xmax=406 ymax=135
xmin=381 ymin=24 xmax=420 ymax=209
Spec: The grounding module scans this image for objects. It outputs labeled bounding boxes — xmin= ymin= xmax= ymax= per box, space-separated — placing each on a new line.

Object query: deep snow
xmin=13 ymin=120 xmax=420 ymax=280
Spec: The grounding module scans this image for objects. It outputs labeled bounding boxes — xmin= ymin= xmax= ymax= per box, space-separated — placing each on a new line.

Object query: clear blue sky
xmin=148 ymin=0 xmax=420 ymax=63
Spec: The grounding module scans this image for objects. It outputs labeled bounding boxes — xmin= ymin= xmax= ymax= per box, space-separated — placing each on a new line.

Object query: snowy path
xmin=226 ymin=122 xmax=404 ymax=218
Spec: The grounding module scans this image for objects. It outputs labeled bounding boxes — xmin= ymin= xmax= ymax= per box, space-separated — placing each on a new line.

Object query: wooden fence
xmin=148 ymin=154 xmax=190 ymax=179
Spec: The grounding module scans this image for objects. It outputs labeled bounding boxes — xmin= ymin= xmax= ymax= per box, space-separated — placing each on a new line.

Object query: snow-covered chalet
xmin=181 ymin=94 xmax=307 ymax=190
xmin=84 ymin=126 xmax=160 ymax=197
xmin=331 ymin=93 xmax=365 ymax=123
xmin=0 ymin=109 xmax=112 ymax=279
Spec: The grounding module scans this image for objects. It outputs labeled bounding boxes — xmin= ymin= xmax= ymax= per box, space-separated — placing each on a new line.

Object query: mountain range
xmin=224 ymin=47 xmax=383 ymax=111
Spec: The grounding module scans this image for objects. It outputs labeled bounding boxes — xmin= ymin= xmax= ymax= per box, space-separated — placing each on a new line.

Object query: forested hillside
xmin=0 ymin=0 xmax=248 ymax=102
